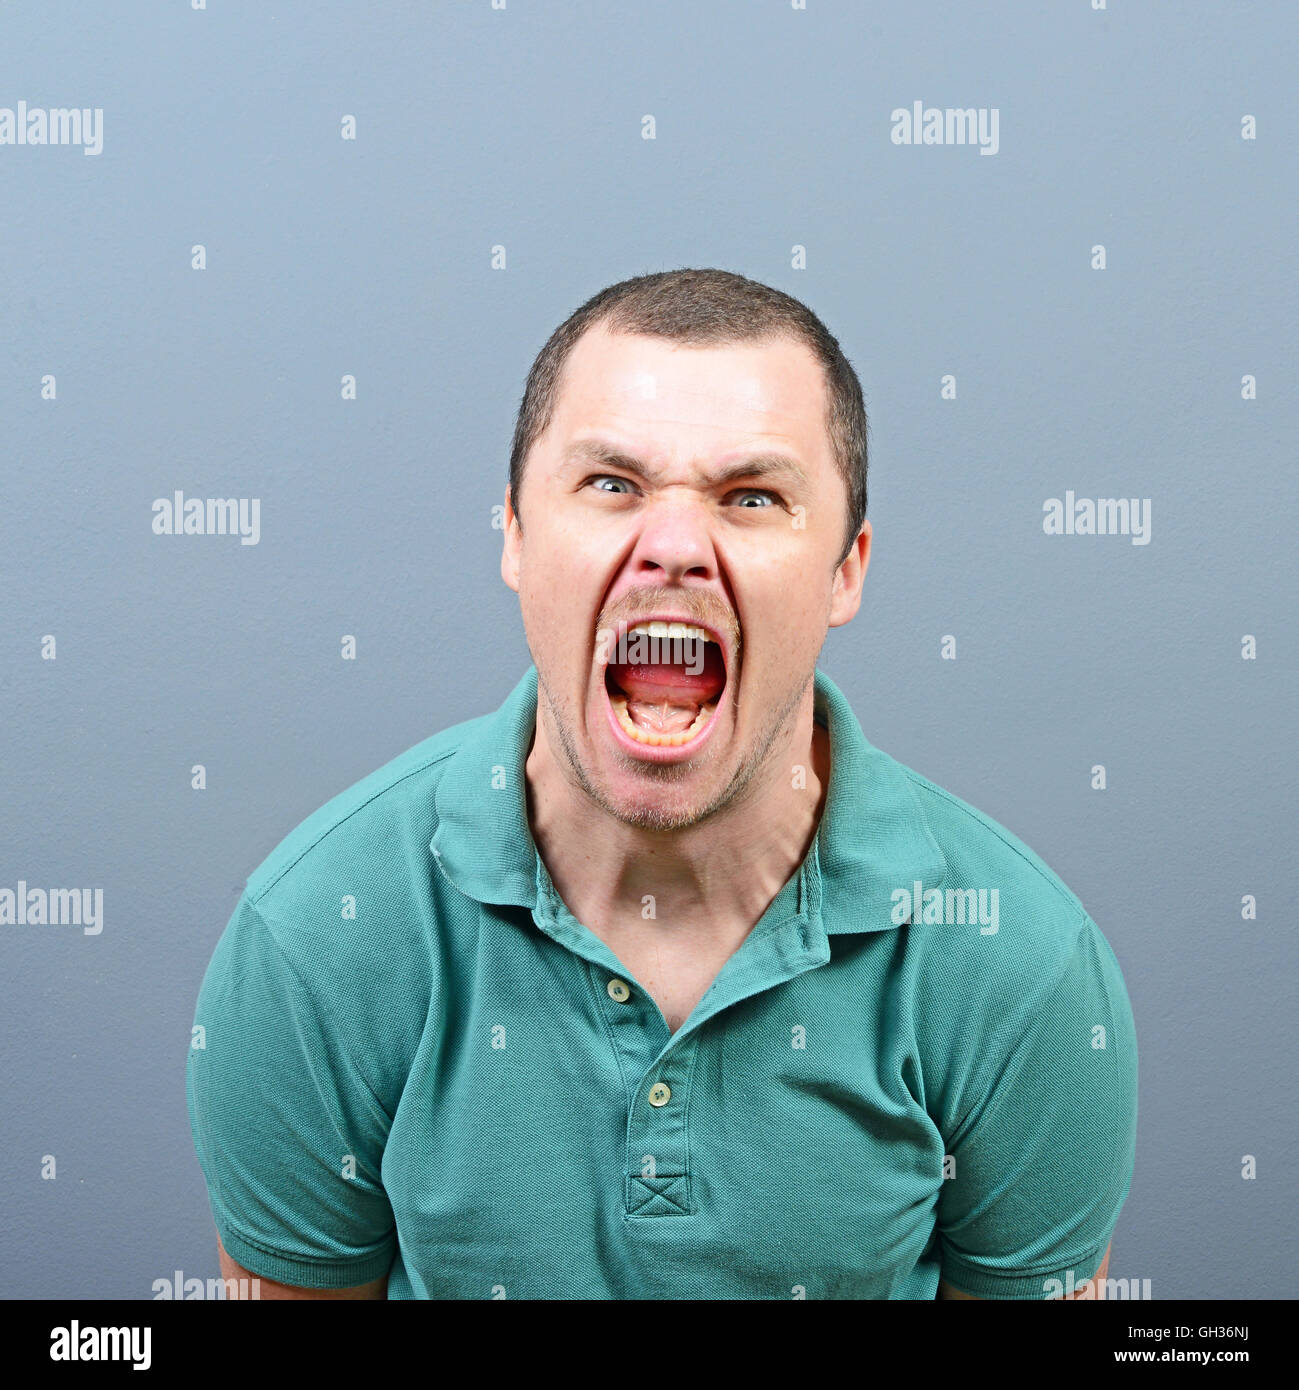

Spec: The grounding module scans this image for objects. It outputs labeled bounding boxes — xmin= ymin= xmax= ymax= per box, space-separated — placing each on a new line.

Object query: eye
xmin=588 ymin=475 xmax=638 ymax=495
xmin=727 ymin=489 xmax=779 ymax=508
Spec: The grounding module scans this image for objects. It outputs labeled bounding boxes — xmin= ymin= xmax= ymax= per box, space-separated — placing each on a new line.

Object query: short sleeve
xmin=186 ymin=893 xmax=397 ymax=1289
xmin=936 ymin=916 xmax=1138 ymax=1298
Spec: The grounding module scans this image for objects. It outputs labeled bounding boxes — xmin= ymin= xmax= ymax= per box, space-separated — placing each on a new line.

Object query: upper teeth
xmin=626 ymin=621 xmax=711 ymax=642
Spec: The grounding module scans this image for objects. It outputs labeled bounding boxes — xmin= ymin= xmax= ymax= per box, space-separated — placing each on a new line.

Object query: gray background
xmin=2 ymin=0 xmax=1294 ymax=1300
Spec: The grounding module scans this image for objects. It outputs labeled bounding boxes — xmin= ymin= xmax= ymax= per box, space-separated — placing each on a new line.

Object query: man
xmin=187 ymin=268 xmax=1137 ymax=1300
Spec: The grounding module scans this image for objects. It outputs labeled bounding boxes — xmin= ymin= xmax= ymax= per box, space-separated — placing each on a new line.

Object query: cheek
xmin=775 ymin=607 xmax=825 ymax=668
xmin=751 ymin=561 xmax=828 ymax=647
xmin=518 ymin=537 xmax=593 ymax=660
xmin=522 ymin=589 xmax=573 ymax=655
xmin=519 ymin=523 xmax=574 ymax=598
xmin=527 ymin=521 xmax=608 ymax=597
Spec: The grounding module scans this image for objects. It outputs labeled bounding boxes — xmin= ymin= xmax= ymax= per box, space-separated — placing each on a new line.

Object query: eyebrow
xmin=561 ymin=437 xmax=812 ymax=491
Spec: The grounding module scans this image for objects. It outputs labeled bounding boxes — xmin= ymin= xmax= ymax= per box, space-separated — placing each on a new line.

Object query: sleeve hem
xmin=216 ymin=1218 xmax=395 ymax=1291
xmin=940 ymin=1237 xmax=1110 ymax=1301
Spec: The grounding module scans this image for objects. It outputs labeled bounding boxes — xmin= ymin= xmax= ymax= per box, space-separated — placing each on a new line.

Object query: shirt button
xmin=648 ymin=1082 xmax=671 ymax=1107
xmin=607 ymin=978 xmax=632 ymax=1003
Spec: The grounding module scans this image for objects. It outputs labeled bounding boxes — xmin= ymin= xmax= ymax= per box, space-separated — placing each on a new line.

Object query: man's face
xmin=502 ymin=322 xmax=869 ymax=831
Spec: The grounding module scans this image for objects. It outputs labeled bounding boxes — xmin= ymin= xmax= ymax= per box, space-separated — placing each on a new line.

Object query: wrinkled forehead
xmin=542 ymin=323 xmax=834 ymax=472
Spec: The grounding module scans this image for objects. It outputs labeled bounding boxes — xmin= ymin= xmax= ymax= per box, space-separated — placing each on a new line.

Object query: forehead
xmin=546 ymin=323 xmax=833 ymax=467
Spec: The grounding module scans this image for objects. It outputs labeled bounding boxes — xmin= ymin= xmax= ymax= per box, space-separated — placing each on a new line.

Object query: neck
xmin=524 ymin=685 xmax=830 ymax=943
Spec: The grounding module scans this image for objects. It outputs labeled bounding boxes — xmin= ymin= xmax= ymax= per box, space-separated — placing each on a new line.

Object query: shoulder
xmin=245 ymin=711 xmax=487 ymax=908
xmin=201 ymin=706 xmax=495 ymax=1103
xmin=902 ymin=762 xmax=1087 ymax=941
xmin=895 ymin=756 xmax=1089 ymax=955
xmin=880 ymin=757 xmax=1130 ymax=1126
xmin=230 ymin=706 xmax=493 ymax=1003
xmin=906 ymin=768 xmax=1082 ymax=905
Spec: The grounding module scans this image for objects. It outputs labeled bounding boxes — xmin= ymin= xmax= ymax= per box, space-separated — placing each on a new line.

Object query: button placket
xmin=590 ymin=962 xmax=669 ymax=1117
xmin=625 ymin=1029 xmax=700 ymax=1218
xmin=549 ymin=854 xmax=829 ymax=1224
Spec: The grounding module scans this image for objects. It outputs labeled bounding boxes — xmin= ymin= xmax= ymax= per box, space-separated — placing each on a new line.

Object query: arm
xmin=938 ymin=1242 xmax=1112 ymax=1300
xmin=216 ymin=1234 xmax=387 ymax=1300
xmin=188 ymin=895 xmax=398 ymax=1299
xmin=934 ymin=917 xmax=1138 ymax=1300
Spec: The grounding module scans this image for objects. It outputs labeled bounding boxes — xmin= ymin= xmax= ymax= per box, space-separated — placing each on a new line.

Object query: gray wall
xmin=2 ymin=0 xmax=1293 ymax=1300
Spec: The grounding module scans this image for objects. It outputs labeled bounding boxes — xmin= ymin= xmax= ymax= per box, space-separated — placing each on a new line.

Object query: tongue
xmin=609 ymin=645 xmax=725 ymax=736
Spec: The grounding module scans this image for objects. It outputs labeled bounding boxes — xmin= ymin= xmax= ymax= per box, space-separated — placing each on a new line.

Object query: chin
xmin=594 ymin=757 xmax=737 ymax=833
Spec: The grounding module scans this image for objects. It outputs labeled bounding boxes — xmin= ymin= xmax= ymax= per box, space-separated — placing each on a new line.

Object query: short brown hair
xmin=508 ymin=268 xmax=868 ymax=565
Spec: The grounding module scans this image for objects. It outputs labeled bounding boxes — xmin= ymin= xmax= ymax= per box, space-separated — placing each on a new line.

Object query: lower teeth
xmin=609 ymin=693 xmax=717 ymax=746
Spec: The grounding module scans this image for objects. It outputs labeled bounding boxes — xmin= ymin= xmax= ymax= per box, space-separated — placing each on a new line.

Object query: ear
xmin=500 ymin=484 xmax=522 ymax=594
xmin=828 ymin=520 xmax=871 ymax=629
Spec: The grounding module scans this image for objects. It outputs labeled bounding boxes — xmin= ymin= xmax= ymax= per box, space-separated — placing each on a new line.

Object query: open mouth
xmin=602 ymin=620 xmax=728 ymax=749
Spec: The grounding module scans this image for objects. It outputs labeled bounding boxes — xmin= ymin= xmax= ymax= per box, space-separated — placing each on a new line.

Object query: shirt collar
xmin=431 ymin=665 xmax=946 ymax=933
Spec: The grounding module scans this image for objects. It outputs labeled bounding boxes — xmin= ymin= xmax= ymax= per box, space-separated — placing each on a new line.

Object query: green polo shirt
xmin=187 ymin=665 xmax=1137 ymax=1300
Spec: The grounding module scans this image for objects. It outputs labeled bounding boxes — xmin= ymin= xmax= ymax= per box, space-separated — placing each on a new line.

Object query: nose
xmin=624 ymin=491 xmax=718 ymax=586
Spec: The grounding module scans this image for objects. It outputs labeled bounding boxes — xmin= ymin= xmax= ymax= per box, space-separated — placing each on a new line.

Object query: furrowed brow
xmin=711 ymin=455 xmax=811 ymax=490
xmin=562 ymin=438 xmax=810 ymax=491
